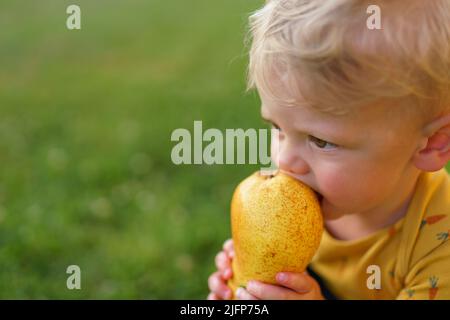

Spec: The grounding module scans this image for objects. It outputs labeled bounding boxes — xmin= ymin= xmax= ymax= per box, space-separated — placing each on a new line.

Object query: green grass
xmin=0 ymin=0 xmax=449 ymax=299
xmin=0 ymin=0 xmax=264 ymax=299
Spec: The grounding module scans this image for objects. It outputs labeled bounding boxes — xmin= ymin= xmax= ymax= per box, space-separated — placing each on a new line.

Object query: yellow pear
xmin=227 ymin=170 xmax=323 ymax=298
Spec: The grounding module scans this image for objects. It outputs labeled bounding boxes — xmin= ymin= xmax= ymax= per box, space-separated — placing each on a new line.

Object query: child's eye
xmin=309 ymin=135 xmax=337 ymax=150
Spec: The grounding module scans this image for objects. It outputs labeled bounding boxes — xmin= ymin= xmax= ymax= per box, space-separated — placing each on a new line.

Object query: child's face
xmin=261 ymin=91 xmax=423 ymax=220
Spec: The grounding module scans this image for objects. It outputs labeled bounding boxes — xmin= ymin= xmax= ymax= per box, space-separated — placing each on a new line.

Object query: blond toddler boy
xmin=208 ymin=0 xmax=450 ymax=300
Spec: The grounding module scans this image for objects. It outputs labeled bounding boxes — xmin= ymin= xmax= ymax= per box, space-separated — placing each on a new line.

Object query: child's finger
xmin=236 ymin=287 xmax=258 ymax=300
xmin=223 ymin=239 xmax=235 ymax=258
xmin=221 ymin=267 xmax=233 ymax=280
xmin=215 ymin=251 xmax=231 ymax=273
xmin=207 ymin=292 xmax=220 ymax=300
xmin=208 ymin=271 xmax=233 ymax=300
xmin=246 ymin=281 xmax=299 ymax=300
xmin=275 ymin=272 xmax=313 ymax=293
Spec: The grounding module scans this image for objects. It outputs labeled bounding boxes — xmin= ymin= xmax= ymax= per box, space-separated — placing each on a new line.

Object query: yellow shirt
xmin=310 ymin=168 xmax=450 ymax=300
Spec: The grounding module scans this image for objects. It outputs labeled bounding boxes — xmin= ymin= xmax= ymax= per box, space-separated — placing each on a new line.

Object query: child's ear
xmin=413 ymin=113 xmax=450 ymax=172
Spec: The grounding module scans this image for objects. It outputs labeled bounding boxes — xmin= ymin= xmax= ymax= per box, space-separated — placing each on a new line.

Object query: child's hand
xmin=235 ymin=271 xmax=324 ymax=300
xmin=207 ymin=239 xmax=235 ymax=300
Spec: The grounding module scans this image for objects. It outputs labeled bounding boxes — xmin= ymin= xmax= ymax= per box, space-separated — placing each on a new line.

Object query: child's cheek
xmin=319 ymin=170 xmax=353 ymax=202
xmin=320 ymin=168 xmax=384 ymax=212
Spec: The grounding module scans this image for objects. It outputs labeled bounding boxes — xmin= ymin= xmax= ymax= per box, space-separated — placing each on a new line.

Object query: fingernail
xmin=276 ymin=272 xmax=287 ymax=283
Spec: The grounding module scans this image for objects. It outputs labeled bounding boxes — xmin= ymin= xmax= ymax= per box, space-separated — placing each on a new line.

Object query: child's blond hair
xmin=246 ymin=0 xmax=450 ymax=121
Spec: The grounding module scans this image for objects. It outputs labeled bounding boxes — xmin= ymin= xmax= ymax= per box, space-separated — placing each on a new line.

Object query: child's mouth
xmin=315 ymin=192 xmax=324 ymax=203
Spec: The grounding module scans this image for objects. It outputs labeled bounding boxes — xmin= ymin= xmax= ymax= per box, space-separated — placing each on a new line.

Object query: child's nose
xmin=277 ymin=141 xmax=310 ymax=175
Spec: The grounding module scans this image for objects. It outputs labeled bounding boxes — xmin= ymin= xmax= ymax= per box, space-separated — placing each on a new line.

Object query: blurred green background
xmin=1 ymin=0 xmax=449 ymax=299
xmin=0 ymin=0 xmax=264 ymax=298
